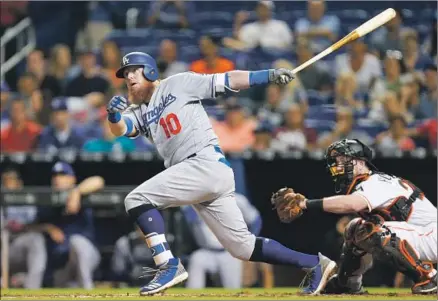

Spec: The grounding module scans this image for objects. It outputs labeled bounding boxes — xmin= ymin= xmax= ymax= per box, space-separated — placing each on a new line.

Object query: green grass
xmin=1 ymin=288 xmax=436 ymax=300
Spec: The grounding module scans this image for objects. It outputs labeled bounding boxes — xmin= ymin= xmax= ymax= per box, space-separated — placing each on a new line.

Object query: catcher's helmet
xmin=325 ymin=139 xmax=377 ymax=194
xmin=115 ymin=52 xmax=159 ymax=82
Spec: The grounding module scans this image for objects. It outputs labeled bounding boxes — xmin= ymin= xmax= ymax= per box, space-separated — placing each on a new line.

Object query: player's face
xmin=52 ymin=174 xmax=76 ymax=190
xmin=124 ymin=66 xmax=154 ymax=104
xmin=1 ymin=171 xmax=22 ymax=190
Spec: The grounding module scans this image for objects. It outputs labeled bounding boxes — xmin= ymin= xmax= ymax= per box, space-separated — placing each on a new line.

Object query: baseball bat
xmin=292 ymin=8 xmax=396 ymax=74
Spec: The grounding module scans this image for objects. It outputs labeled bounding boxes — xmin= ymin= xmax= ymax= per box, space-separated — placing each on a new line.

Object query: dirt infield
xmin=1 ymin=288 xmax=436 ymax=300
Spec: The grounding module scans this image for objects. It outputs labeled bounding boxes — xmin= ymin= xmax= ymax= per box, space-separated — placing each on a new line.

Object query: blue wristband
xmin=249 ymin=70 xmax=270 ymax=86
xmin=123 ymin=117 xmax=134 ymax=136
xmin=108 ymin=112 xmax=121 ymax=123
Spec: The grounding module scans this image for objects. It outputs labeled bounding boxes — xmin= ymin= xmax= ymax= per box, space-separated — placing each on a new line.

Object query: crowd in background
xmin=1 ymin=0 xmax=437 ymax=290
xmin=1 ymin=0 xmax=437 ymax=157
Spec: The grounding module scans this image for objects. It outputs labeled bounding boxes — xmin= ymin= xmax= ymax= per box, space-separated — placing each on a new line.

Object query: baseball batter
xmin=182 ymin=193 xmax=261 ymax=289
xmin=107 ymin=51 xmax=337 ymax=296
xmin=271 ymin=139 xmax=437 ymax=295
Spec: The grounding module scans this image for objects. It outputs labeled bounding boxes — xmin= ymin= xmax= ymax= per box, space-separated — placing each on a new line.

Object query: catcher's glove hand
xmin=271 ymin=187 xmax=306 ymax=223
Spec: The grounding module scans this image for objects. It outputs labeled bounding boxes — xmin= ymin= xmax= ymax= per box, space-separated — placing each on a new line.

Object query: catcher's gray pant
xmin=186 ymin=248 xmax=242 ymax=289
xmin=124 ymin=151 xmax=256 ymax=261
xmin=8 ymin=232 xmax=47 ymax=288
xmin=53 ymin=234 xmax=101 ymax=289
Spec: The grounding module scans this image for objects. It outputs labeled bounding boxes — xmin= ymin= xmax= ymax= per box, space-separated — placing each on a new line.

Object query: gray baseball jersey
xmin=123 ymin=72 xmax=228 ymax=168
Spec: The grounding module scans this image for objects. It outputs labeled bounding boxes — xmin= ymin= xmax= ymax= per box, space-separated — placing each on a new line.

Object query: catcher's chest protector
xmin=357 ymin=179 xmax=423 ymax=223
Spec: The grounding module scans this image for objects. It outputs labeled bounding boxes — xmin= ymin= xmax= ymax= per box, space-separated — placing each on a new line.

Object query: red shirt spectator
xmin=1 ymin=99 xmax=42 ymax=153
xmin=190 ymin=36 xmax=235 ymax=74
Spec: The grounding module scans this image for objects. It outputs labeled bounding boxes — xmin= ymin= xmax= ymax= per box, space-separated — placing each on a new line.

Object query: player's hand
xmin=46 ymin=225 xmax=65 ymax=244
xmin=269 ymin=68 xmax=295 ymax=85
xmin=65 ymin=187 xmax=81 ymax=215
xmin=107 ymin=95 xmax=129 ymax=113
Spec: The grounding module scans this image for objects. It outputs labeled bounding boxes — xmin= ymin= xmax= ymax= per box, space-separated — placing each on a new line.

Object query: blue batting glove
xmin=107 ymin=96 xmax=129 ymax=113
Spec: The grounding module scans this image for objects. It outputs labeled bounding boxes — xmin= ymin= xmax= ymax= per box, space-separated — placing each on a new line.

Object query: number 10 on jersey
xmin=159 ymin=113 xmax=182 ymax=138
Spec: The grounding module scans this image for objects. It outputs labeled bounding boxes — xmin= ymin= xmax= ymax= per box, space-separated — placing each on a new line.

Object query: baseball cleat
xmin=322 ymin=274 xmax=367 ymax=295
xmin=139 ymin=258 xmax=188 ymax=296
xmin=300 ymin=253 xmax=338 ymax=295
xmin=411 ymin=265 xmax=437 ymax=295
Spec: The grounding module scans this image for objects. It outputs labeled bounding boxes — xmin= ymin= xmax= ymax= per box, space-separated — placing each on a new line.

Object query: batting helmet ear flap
xmin=142 ymin=64 xmax=159 ymax=82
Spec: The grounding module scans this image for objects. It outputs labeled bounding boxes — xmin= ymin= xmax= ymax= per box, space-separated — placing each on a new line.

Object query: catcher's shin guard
xmin=352 ymin=219 xmax=437 ymax=294
xmin=324 ymin=218 xmax=373 ymax=294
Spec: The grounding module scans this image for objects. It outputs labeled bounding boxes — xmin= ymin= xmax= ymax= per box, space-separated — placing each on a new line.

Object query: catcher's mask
xmin=325 ymin=139 xmax=377 ymax=194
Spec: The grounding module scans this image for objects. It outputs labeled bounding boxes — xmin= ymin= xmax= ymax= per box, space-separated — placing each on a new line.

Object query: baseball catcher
xmin=271 ymin=139 xmax=437 ymax=295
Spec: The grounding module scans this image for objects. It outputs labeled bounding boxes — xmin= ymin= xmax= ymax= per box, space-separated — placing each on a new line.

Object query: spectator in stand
xmin=295 ymin=38 xmax=332 ymax=92
xmin=413 ymin=63 xmax=437 ymax=119
xmin=48 ymin=44 xmax=79 ymax=91
xmin=1 ymin=81 xmax=11 ymax=128
xmin=271 ymin=104 xmax=317 ymax=153
xmin=375 ymin=115 xmax=416 ymax=155
xmin=190 ymin=35 xmax=234 ymax=74
xmin=65 ymin=49 xmax=110 ymax=108
xmin=36 ymin=98 xmax=86 ymax=153
xmin=334 ymin=39 xmax=382 ymax=94
xmin=333 ymin=73 xmax=365 ymax=112
xmin=317 ymin=106 xmax=373 ymax=149
xmin=146 ymin=0 xmax=195 ymax=29
xmin=101 ymin=40 xmax=125 ymax=94
xmin=256 ymin=84 xmax=288 ymax=128
xmin=224 ymin=1 xmax=293 ymax=51
xmin=402 ymin=33 xmax=434 ymax=75
xmin=0 ymin=97 xmax=42 ymax=153
xmin=422 ymin=13 xmax=437 ymax=62
xmin=26 ymin=49 xmax=62 ymax=98
xmin=294 ymin=0 xmax=340 ymax=53
xmin=211 ymin=103 xmax=257 ymax=153
xmin=370 ymin=8 xmax=415 ymax=58
xmin=272 ymin=59 xmax=309 ymax=112
xmin=369 ymin=50 xmax=418 ymax=124
xmin=82 ymin=110 xmax=136 ymax=153
xmin=156 ymin=39 xmax=188 ymax=79
xmin=406 ymin=118 xmax=437 ymax=151
xmin=252 ymin=122 xmax=274 ymax=152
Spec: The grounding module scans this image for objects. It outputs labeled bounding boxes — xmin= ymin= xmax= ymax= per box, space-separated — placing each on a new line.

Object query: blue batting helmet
xmin=115 ymin=52 xmax=159 ymax=81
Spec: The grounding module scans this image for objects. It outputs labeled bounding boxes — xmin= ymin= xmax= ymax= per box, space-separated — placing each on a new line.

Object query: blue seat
xmin=194 ymin=11 xmax=234 ymax=29
xmin=180 ymin=45 xmax=201 ymax=63
xmin=305 ymin=119 xmax=336 ymax=133
xmin=120 ymin=45 xmax=158 ymax=58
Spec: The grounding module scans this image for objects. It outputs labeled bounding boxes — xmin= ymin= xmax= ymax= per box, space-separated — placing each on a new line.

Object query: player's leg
xmin=186 ymin=249 xmax=218 ymax=289
xmin=69 ymin=234 xmax=101 ymax=289
xmin=337 ymin=218 xmax=437 ymax=294
xmin=193 ymin=194 xmax=337 ymax=295
xmin=123 ymin=157 xmax=233 ymax=295
xmin=9 ymin=232 xmax=47 ymax=289
xmin=217 ymin=251 xmax=243 ymax=289
xmin=323 ymin=218 xmax=373 ymax=294
xmin=383 ymin=221 xmax=437 ymax=294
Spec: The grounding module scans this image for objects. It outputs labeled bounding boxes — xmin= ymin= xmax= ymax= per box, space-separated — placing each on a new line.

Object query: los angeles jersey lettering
xmin=352 ymin=173 xmax=437 ymax=227
xmin=122 ymin=72 xmax=225 ymax=168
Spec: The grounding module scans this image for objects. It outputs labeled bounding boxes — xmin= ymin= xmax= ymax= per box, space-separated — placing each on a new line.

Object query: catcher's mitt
xmin=271 ymin=187 xmax=305 ymax=223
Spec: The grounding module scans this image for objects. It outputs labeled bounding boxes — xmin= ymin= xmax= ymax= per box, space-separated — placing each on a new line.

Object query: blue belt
xmin=187 ymin=146 xmax=231 ymax=168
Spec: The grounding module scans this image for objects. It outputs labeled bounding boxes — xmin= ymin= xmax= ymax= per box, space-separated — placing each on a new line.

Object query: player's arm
xmin=107 ymin=96 xmax=139 ymax=138
xmin=226 ymin=69 xmax=294 ymax=91
xmin=301 ymin=194 xmax=369 ymax=214
xmin=181 ymin=69 xmax=294 ymax=101
xmin=65 ymin=176 xmax=105 ymax=215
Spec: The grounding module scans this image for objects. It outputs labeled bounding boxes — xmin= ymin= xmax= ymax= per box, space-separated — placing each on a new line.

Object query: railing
xmin=0 ymin=17 xmax=36 ymax=82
